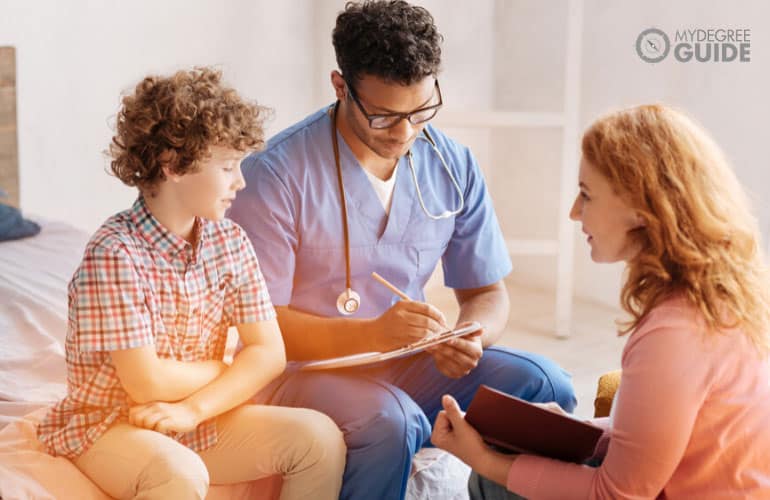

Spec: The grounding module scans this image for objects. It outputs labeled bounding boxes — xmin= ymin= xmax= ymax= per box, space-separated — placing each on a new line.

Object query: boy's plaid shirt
xmin=38 ymin=197 xmax=275 ymax=458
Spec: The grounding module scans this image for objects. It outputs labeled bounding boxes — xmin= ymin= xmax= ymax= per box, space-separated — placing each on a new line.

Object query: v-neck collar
xmin=334 ymin=127 xmax=416 ymax=243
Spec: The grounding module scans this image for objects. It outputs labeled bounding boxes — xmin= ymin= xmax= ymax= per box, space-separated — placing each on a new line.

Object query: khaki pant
xmin=73 ymin=404 xmax=346 ymax=500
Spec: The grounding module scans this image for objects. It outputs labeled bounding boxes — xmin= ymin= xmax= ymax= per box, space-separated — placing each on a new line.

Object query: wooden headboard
xmin=0 ymin=46 xmax=19 ymax=208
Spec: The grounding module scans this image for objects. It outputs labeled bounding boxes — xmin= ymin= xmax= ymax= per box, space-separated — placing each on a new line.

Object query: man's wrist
xmin=358 ymin=318 xmax=383 ymax=351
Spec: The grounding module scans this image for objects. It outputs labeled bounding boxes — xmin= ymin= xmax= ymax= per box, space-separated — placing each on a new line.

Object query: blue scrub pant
xmin=254 ymin=346 xmax=576 ymax=500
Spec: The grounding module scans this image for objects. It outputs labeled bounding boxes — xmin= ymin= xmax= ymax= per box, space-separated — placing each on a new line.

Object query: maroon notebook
xmin=465 ymin=385 xmax=603 ymax=463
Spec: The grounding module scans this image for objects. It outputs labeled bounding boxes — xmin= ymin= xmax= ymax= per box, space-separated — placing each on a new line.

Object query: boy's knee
xmin=143 ymin=447 xmax=209 ymax=499
xmin=293 ymin=409 xmax=347 ymax=473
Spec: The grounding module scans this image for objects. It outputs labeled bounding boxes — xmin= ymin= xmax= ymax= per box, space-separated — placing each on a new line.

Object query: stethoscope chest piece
xmin=336 ymin=288 xmax=361 ymax=315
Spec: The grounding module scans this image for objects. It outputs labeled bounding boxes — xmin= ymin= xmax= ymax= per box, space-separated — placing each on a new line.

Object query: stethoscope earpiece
xmin=336 ymin=288 xmax=361 ymax=315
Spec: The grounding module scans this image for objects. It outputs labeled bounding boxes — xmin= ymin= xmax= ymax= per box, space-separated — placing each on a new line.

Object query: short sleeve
xmin=71 ymin=244 xmax=154 ymax=352
xmin=230 ymin=225 xmax=277 ymax=325
xmin=228 ymin=154 xmax=298 ymax=306
xmin=442 ymin=146 xmax=512 ymax=289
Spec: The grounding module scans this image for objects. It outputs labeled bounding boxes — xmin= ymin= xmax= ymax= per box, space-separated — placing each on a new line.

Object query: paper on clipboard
xmin=299 ymin=321 xmax=482 ymax=371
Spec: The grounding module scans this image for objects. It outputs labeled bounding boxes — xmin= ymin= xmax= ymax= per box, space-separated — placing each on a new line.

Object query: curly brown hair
xmin=110 ymin=67 xmax=270 ymax=190
xmin=332 ymin=0 xmax=443 ymax=85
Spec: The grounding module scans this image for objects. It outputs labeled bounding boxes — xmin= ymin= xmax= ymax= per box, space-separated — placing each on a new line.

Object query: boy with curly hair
xmin=37 ymin=67 xmax=345 ymax=499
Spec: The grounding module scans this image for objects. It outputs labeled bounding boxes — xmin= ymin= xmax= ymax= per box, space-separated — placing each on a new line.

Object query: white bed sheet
xmin=0 ymin=219 xmax=88 ymax=424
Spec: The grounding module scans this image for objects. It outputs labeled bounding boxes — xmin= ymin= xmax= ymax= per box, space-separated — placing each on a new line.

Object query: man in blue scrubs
xmin=229 ymin=1 xmax=576 ymax=498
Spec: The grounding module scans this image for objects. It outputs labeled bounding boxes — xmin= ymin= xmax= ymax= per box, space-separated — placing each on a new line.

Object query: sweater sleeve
xmin=507 ymin=309 xmax=712 ymax=499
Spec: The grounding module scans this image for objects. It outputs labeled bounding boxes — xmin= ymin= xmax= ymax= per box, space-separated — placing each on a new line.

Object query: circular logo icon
xmin=636 ymin=28 xmax=670 ymax=63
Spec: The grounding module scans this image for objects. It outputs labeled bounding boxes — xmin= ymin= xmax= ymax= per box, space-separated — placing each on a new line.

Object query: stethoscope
xmin=330 ymin=101 xmax=465 ymax=315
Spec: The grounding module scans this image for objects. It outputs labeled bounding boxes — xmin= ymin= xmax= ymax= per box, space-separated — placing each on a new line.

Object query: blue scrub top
xmin=228 ymin=107 xmax=512 ymax=319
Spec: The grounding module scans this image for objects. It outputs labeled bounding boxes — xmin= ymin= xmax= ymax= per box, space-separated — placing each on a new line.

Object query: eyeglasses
xmin=345 ymin=79 xmax=443 ymax=130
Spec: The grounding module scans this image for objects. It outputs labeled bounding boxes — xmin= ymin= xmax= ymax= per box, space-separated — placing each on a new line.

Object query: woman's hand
xmin=433 ymin=393 xmax=523 ymax=487
xmin=532 ymin=401 xmax=571 ymax=417
xmin=431 ymin=394 xmax=487 ymax=467
xmin=129 ymin=400 xmax=201 ymax=434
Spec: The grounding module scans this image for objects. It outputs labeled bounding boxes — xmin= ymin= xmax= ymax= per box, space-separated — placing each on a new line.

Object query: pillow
xmin=0 ymin=203 xmax=40 ymax=242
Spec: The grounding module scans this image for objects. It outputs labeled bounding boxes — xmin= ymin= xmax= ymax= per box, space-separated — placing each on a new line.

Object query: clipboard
xmin=299 ymin=321 xmax=482 ymax=371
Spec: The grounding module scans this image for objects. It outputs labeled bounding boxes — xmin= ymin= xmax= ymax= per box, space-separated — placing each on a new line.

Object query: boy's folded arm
xmin=110 ymin=346 xmax=227 ymax=404
xmin=181 ymin=318 xmax=287 ymax=423
xmin=111 ymin=317 xmax=287 ymax=421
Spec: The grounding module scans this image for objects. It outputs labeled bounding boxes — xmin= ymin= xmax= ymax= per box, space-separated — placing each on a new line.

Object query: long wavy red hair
xmin=582 ymin=105 xmax=770 ymax=352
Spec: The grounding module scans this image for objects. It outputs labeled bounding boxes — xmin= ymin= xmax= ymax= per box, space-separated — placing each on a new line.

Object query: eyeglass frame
xmin=344 ymin=78 xmax=443 ymax=130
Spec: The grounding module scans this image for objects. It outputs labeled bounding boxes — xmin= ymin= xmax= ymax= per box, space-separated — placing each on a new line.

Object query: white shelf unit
xmin=433 ymin=0 xmax=583 ymax=338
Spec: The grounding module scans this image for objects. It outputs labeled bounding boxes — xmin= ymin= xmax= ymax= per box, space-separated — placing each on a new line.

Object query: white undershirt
xmin=362 ymin=164 xmax=399 ymax=215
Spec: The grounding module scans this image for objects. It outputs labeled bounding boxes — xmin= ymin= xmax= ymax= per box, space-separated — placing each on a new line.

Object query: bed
xmin=0 ymin=46 xmax=470 ymax=499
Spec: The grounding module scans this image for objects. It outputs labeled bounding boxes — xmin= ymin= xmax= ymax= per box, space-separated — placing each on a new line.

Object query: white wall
xmin=2 ymin=0 xmax=768 ymax=309
xmin=573 ymin=0 xmax=770 ymax=306
xmin=487 ymin=0 xmax=770 ymax=307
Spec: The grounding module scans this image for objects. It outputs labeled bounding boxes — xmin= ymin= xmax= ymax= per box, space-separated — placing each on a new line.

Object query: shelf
xmin=434 ymin=0 xmax=583 ymax=338
xmin=433 ymin=110 xmax=564 ymax=129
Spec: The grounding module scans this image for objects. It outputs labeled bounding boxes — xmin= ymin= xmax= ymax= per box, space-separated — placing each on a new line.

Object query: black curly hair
xmin=332 ymin=0 xmax=443 ymax=85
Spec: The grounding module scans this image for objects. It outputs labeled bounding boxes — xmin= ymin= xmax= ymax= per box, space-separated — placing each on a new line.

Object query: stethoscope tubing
xmin=329 ymin=101 xmax=464 ymax=314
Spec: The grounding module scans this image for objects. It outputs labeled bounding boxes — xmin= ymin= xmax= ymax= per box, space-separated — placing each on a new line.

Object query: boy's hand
xmin=129 ymin=400 xmax=201 ymax=434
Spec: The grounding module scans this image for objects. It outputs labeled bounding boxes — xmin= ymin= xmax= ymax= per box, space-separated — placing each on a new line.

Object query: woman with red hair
xmin=433 ymin=104 xmax=770 ymax=499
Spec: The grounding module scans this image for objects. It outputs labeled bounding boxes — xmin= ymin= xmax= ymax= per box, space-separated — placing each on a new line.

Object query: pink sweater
xmin=507 ymin=296 xmax=770 ymax=499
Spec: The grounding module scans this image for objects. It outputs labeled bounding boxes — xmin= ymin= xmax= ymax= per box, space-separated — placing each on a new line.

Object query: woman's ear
xmin=634 ymin=213 xmax=647 ymax=228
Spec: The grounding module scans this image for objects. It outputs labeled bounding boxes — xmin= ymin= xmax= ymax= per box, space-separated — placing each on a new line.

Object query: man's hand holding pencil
xmin=370 ymin=272 xmax=484 ymax=378
xmin=366 ymin=272 xmax=449 ymax=351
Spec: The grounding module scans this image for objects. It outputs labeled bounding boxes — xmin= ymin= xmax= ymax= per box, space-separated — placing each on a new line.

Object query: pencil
xmin=371 ymin=272 xmax=411 ymax=301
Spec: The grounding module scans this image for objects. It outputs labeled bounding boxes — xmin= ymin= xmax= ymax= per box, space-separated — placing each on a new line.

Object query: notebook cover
xmin=465 ymin=385 xmax=603 ymax=463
